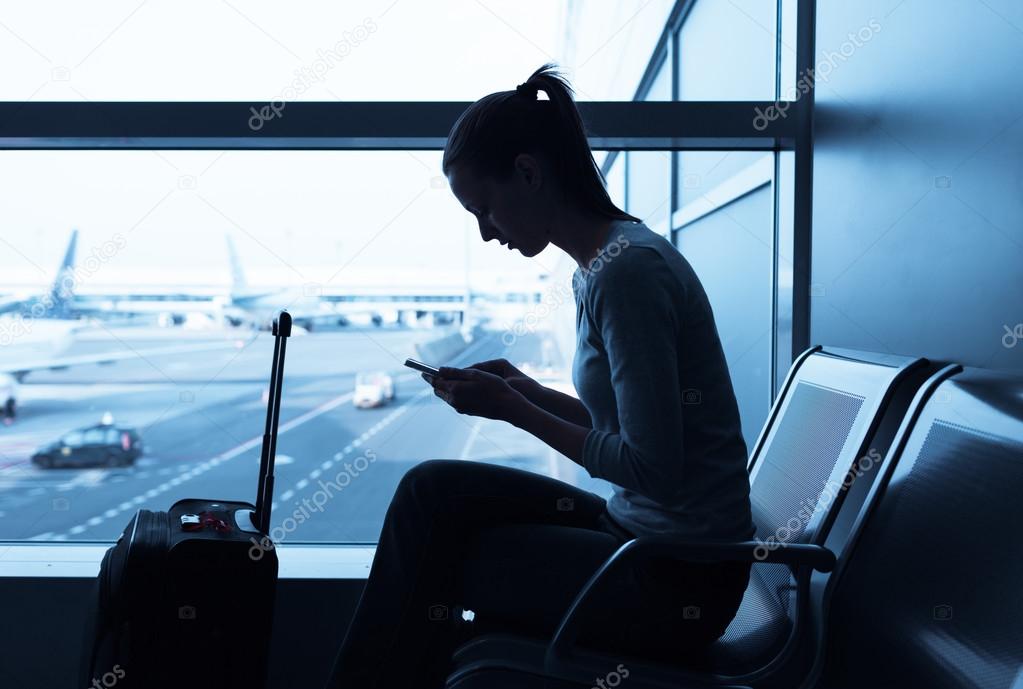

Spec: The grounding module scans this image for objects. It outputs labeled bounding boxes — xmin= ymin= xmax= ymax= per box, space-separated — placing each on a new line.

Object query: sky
xmin=0 ymin=0 xmax=675 ymax=292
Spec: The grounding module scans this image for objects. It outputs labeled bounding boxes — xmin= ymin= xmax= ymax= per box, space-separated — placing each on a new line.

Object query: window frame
xmin=0 ymin=0 xmax=816 ymax=568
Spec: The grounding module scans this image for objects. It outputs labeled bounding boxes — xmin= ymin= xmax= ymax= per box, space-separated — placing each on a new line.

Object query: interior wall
xmin=0 ymin=577 xmax=363 ymax=689
xmin=810 ymin=0 xmax=1023 ymax=370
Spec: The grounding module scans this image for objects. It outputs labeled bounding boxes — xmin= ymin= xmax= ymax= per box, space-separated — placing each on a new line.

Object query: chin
xmin=518 ymin=241 xmax=548 ymax=258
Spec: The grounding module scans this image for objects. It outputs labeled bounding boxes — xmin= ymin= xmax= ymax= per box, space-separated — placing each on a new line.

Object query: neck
xmin=547 ymin=206 xmax=618 ymax=270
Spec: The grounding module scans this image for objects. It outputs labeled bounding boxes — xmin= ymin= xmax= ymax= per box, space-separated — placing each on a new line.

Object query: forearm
xmin=512 ymin=380 xmax=593 ymax=429
xmin=505 ymin=395 xmax=590 ymax=468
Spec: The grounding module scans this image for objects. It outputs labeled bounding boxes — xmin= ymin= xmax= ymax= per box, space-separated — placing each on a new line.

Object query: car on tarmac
xmin=31 ymin=420 xmax=144 ymax=469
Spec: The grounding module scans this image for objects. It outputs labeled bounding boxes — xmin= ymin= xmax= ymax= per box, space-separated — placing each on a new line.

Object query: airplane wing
xmin=1 ymin=338 xmax=256 ymax=379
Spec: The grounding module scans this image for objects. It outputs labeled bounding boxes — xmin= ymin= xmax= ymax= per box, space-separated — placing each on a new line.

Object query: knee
xmin=396 ymin=459 xmax=460 ymax=496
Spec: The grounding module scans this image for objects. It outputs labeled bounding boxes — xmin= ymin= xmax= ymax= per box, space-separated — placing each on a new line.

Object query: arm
xmin=468 ymin=358 xmax=592 ymax=428
xmin=504 ymin=394 xmax=590 ymax=468
xmin=580 ymin=253 xmax=687 ymax=505
xmin=429 ymin=366 xmax=591 ymax=466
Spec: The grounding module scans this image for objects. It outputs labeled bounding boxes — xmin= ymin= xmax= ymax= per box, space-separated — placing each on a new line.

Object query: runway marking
xmin=273 ymin=388 xmax=430 ymax=514
xmin=32 ymin=332 xmax=502 ymax=540
xmin=459 ymin=420 xmax=484 ymax=461
xmin=33 ymin=389 xmax=356 ymax=540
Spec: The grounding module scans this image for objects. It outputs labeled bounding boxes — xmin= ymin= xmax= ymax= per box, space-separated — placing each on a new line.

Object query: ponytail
xmin=442 ymin=63 xmax=638 ymax=223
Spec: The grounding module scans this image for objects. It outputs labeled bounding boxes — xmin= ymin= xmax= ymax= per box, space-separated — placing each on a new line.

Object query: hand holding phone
xmin=404 ymin=358 xmax=440 ymax=377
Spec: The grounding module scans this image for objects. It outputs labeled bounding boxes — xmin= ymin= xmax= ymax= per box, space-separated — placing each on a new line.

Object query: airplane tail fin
xmin=47 ymin=229 xmax=78 ymax=310
xmin=226 ymin=234 xmax=247 ymax=294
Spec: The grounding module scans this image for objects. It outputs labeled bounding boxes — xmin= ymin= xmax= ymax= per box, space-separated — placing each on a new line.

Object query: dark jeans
xmin=326 ymin=460 xmax=750 ymax=689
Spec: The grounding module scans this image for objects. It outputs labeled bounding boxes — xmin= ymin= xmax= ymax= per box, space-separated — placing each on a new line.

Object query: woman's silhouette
xmin=328 ymin=64 xmax=754 ymax=689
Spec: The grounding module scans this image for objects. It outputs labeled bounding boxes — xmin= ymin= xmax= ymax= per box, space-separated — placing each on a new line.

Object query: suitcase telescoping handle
xmin=252 ymin=310 xmax=292 ymax=533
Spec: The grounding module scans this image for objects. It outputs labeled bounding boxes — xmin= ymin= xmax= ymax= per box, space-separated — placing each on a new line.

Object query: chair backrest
xmin=711 ymin=346 xmax=927 ymax=672
xmin=819 ymin=366 xmax=1023 ymax=689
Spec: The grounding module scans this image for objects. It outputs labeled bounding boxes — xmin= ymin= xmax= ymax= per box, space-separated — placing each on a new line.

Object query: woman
xmin=327 ymin=64 xmax=755 ymax=689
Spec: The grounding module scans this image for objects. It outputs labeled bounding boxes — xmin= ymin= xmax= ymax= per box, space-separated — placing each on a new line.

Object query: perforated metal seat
xmin=816 ymin=366 xmax=1023 ymax=689
xmin=446 ymin=346 xmax=929 ymax=689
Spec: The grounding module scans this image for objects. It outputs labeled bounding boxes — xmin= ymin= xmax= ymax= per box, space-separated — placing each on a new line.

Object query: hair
xmin=442 ymin=63 xmax=639 ymax=223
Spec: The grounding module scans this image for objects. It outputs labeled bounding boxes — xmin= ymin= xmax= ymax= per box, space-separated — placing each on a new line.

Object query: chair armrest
xmin=620 ymin=536 xmax=836 ymax=572
xmin=543 ymin=537 xmax=835 ymax=687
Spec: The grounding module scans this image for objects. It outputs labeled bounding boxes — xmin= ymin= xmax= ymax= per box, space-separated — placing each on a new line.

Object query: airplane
xmin=0 ymin=232 xmax=253 ymax=424
xmin=0 ymin=229 xmax=79 ymax=320
xmin=221 ymin=235 xmax=331 ymax=329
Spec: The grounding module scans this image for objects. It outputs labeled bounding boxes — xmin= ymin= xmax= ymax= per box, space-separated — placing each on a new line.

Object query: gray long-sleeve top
xmin=571 ymin=219 xmax=755 ymax=541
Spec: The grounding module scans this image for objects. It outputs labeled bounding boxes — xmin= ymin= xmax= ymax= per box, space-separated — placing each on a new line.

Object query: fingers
xmin=467 ymin=359 xmax=507 ymax=375
xmin=437 ymin=366 xmax=481 ymax=381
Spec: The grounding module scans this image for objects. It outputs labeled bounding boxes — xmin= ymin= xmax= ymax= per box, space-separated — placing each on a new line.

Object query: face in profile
xmin=446 ymin=157 xmax=551 ymax=258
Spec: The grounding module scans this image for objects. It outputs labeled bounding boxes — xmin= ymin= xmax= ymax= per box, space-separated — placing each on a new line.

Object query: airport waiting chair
xmin=816 ymin=364 xmax=1023 ymax=689
xmin=445 ymin=346 xmax=930 ymax=689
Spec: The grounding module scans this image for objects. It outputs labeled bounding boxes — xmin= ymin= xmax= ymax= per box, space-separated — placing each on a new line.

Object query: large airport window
xmin=673 ymin=152 xmax=775 ymax=453
xmin=677 ymin=0 xmax=778 ymax=101
xmin=0 ymin=149 xmax=617 ymax=543
xmin=623 ymin=55 xmax=672 ymax=235
xmin=0 ymin=1 xmax=803 ymax=550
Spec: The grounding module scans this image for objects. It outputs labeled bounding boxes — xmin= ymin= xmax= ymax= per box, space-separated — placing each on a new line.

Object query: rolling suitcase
xmin=81 ymin=311 xmax=293 ymax=689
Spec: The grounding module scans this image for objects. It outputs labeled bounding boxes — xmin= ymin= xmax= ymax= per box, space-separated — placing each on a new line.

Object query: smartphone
xmin=404 ymin=358 xmax=441 ymax=376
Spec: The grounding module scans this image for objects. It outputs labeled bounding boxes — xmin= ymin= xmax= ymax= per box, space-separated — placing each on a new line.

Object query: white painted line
xmin=459 ymin=420 xmax=483 ymax=461
xmin=32 ymin=389 xmax=356 ymax=541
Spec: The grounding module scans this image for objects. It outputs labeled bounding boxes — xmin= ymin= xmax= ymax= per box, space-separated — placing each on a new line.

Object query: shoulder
xmin=582 ymin=223 xmax=686 ymax=302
